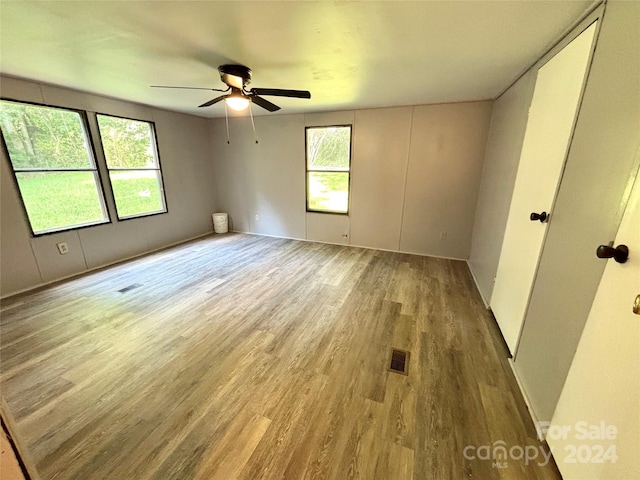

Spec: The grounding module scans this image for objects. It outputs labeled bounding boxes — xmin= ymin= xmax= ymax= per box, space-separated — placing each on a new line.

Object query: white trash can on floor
xmin=212 ymin=213 xmax=228 ymax=233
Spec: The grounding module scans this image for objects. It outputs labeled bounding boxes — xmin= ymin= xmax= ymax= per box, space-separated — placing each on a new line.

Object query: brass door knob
xmin=634 ymin=295 xmax=640 ymax=315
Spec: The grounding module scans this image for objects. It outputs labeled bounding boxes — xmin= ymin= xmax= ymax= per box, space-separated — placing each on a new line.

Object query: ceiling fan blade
xmin=151 ymin=85 xmax=228 ymax=92
xmin=199 ymin=95 xmax=227 ymax=108
xmin=250 ymin=88 xmax=311 ymax=99
xmin=251 ymin=95 xmax=281 ymax=112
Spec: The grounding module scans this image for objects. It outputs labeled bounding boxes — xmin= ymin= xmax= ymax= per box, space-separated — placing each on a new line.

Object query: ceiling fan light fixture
xmin=226 ymin=94 xmax=250 ymax=111
xmin=153 ymin=64 xmax=310 ymax=113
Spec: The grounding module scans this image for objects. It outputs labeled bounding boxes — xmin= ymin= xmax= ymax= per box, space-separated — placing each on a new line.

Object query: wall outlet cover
xmin=57 ymin=242 xmax=69 ymax=254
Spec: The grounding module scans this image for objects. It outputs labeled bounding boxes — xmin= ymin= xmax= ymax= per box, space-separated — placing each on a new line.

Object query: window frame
xmin=95 ymin=113 xmax=168 ymax=221
xmin=0 ymin=98 xmax=112 ymax=237
xmin=305 ymin=124 xmax=353 ymax=215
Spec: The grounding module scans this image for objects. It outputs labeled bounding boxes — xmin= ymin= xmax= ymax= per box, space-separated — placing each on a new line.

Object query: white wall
xmin=0 ymin=76 xmax=217 ymax=297
xmin=210 ymin=113 xmax=307 ymax=238
xmin=211 ymin=101 xmax=492 ymax=259
xmin=514 ymin=0 xmax=640 ymax=423
xmin=467 ymin=71 xmax=536 ymax=304
xmin=351 ymin=107 xmax=412 ymax=251
xmin=465 ymin=1 xmax=640 ymax=429
xmin=400 ymin=102 xmax=493 ymax=258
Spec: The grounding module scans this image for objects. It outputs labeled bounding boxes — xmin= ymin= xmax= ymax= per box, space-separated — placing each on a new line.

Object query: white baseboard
xmin=467 ymin=261 xmax=490 ymax=308
xmin=508 ymin=359 xmax=547 ymax=441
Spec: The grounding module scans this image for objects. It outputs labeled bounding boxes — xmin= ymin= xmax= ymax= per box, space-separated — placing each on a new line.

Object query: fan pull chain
xmin=249 ymin=103 xmax=259 ymax=144
xmin=224 ymin=101 xmax=231 ymax=144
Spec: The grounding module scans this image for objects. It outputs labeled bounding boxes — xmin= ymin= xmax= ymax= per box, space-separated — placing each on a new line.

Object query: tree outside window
xmin=306 ymin=126 xmax=352 ymax=214
xmin=0 ymin=100 xmax=109 ymax=235
xmin=96 ymin=115 xmax=167 ymax=220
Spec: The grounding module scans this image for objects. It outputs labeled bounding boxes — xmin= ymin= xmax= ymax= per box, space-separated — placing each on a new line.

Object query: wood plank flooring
xmin=0 ymin=233 xmax=562 ymax=480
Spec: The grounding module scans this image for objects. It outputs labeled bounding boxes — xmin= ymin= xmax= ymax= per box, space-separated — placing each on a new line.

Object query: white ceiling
xmin=0 ymin=1 xmax=595 ymax=118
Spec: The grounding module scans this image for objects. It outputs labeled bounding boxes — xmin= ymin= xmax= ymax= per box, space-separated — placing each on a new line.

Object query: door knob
xmin=530 ymin=211 xmax=548 ymax=223
xmin=634 ymin=295 xmax=640 ymax=315
xmin=596 ymin=244 xmax=629 ymax=263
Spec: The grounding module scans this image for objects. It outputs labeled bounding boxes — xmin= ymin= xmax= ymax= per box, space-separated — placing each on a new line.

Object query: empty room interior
xmin=1 ymin=1 xmax=639 ymax=479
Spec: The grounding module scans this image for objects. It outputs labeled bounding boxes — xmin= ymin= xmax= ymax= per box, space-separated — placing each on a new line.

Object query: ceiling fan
xmin=151 ymin=64 xmax=311 ymax=112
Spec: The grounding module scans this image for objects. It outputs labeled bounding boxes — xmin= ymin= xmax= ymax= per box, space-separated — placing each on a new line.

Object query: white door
xmin=491 ymin=22 xmax=598 ymax=353
xmin=546 ymin=172 xmax=640 ymax=479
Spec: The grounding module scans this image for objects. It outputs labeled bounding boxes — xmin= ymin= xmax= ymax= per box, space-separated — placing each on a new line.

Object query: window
xmin=96 ymin=114 xmax=167 ymax=220
xmin=305 ymin=125 xmax=352 ymax=214
xmin=0 ymin=100 xmax=109 ymax=235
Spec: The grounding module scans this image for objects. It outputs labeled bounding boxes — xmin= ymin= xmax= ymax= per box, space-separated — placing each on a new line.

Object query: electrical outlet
xmin=57 ymin=242 xmax=69 ymax=254
xmin=440 ymin=231 xmax=447 ymax=240
xmin=255 ymin=214 xmax=260 ymax=221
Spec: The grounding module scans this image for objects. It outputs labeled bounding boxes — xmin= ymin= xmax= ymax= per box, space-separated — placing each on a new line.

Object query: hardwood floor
xmin=0 ymin=233 xmax=561 ymax=480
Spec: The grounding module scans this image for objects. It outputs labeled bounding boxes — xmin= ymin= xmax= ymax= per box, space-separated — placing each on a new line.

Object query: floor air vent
xmin=388 ymin=348 xmax=410 ymax=375
xmin=118 ymin=283 xmax=142 ymax=293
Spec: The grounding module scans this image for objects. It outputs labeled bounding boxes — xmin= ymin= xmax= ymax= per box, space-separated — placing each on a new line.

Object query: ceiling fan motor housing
xmin=218 ymin=64 xmax=252 ymax=88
